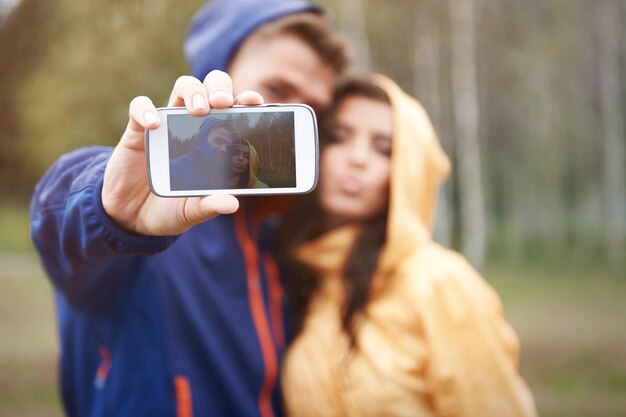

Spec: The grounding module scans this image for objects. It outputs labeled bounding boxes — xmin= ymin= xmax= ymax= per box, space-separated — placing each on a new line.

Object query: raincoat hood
xmin=295 ymin=74 xmax=451 ymax=289
xmin=372 ymin=74 xmax=451 ymax=276
xmin=243 ymin=140 xmax=268 ymax=188
xmin=184 ymin=0 xmax=321 ymax=80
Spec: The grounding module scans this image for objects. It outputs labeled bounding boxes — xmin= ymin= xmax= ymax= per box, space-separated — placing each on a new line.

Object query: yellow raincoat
xmin=281 ymin=75 xmax=537 ymax=417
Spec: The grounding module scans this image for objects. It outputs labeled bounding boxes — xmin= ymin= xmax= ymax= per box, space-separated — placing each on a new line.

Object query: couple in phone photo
xmin=170 ymin=117 xmax=269 ymax=191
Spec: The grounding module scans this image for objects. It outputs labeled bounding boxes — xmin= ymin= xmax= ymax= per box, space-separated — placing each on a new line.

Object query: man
xmin=30 ymin=0 xmax=348 ymax=416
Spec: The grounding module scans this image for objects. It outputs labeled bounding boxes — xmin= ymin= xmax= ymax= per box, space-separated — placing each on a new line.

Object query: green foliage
xmin=1 ymin=0 xmax=205 ymax=197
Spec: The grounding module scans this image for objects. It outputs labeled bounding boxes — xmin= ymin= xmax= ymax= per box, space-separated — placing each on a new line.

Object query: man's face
xmin=206 ymin=125 xmax=239 ymax=152
xmin=228 ymin=34 xmax=336 ymax=115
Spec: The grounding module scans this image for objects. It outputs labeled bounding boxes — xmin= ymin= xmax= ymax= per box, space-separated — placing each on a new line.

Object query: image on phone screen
xmin=167 ymin=112 xmax=296 ymax=191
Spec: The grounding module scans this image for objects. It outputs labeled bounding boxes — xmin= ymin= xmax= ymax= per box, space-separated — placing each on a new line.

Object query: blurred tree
xmin=1 ymin=0 xmax=625 ymax=267
xmin=8 ymin=0 xmax=203 ymax=194
xmin=525 ymin=2 xmax=565 ymax=248
xmin=596 ymin=0 xmax=626 ymax=264
xmin=338 ymin=0 xmax=371 ymax=73
xmin=450 ymin=0 xmax=486 ymax=268
xmin=413 ymin=0 xmax=453 ymax=248
xmin=0 ymin=0 xmax=53 ymax=198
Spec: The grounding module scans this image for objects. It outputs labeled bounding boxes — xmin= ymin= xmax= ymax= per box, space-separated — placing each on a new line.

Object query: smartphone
xmin=146 ymin=104 xmax=318 ymax=197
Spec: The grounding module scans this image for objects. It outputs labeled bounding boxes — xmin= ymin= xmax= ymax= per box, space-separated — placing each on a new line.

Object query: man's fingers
xmin=182 ymin=195 xmax=240 ymax=227
xmin=168 ymin=75 xmax=209 ymax=116
xmin=234 ymin=90 xmax=264 ymax=106
xmin=199 ymin=195 xmax=240 ymax=216
xmin=128 ymin=96 xmax=160 ymax=132
xmin=121 ymin=96 xmax=160 ymax=150
xmin=204 ymin=70 xmax=234 ymax=108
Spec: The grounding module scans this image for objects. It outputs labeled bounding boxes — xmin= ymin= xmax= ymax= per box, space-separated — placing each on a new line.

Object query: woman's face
xmin=318 ymin=95 xmax=392 ymax=226
xmin=230 ymin=143 xmax=250 ymax=175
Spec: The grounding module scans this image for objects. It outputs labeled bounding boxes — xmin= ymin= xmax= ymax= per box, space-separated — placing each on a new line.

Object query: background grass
xmin=0 ymin=203 xmax=34 ymax=252
xmin=0 ymin=259 xmax=624 ymax=416
xmin=0 ymin=269 xmax=60 ymax=417
xmin=486 ymin=264 xmax=626 ymax=417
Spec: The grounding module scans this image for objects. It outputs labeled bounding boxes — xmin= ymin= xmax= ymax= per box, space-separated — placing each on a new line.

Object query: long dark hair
xmin=274 ymin=78 xmax=391 ymax=348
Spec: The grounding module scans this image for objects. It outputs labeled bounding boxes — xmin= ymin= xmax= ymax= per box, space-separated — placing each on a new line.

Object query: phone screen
xmin=167 ymin=112 xmax=296 ymax=191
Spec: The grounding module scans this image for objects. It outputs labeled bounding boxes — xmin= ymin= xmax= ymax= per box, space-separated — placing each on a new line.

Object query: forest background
xmin=0 ymin=0 xmax=624 ymax=416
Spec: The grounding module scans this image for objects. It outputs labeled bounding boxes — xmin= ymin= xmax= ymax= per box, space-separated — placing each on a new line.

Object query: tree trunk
xmin=529 ymin=48 xmax=564 ymax=246
xmin=413 ymin=1 xmax=452 ymax=247
xmin=597 ymin=0 xmax=626 ymax=263
xmin=339 ymin=0 xmax=372 ymax=73
xmin=450 ymin=0 xmax=487 ymax=267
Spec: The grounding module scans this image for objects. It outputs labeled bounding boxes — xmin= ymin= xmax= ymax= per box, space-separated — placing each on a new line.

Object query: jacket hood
xmin=372 ymin=74 xmax=451 ymax=277
xmin=184 ymin=0 xmax=321 ymax=80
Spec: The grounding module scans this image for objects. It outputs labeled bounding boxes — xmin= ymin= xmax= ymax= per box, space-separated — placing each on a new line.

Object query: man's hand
xmin=102 ymin=70 xmax=264 ymax=236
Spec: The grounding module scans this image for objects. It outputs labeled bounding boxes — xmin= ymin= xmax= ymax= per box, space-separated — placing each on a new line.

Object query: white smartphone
xmin=145 ymin=104 xmax=318 ymax=197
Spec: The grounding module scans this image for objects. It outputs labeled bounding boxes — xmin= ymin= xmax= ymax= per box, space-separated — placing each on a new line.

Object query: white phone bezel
xmin=146 ymin=104 xmax=318 ymax=197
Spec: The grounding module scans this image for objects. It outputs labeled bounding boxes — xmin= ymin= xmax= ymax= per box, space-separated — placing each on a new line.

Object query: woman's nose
xmin=348 ymin=137 xmax=369 ymax=166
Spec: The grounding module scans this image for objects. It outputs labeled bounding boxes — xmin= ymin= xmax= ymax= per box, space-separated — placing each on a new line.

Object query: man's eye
xmin=264 ymin=85 xmax=284 ymax=101
xmin=329 ymin=128 xmax=348 ymax=143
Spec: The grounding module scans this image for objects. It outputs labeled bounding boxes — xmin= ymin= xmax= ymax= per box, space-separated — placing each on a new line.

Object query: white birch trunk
xmin=598 ymin=0 xmax=626 ymax=262
xmin=529 ymin=50 xmax=565 ymax=245
xmin=413 ymin=2 xmax=452 ymax=247
xmin=339 ymin=0 xmax=372 ymax=73
xmin=450 ymin=0 xmax=487 ymax=267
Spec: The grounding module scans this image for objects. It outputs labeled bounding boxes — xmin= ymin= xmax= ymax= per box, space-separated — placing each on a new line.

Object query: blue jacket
xmin=30 ymin=1 xmax=319 ymax=416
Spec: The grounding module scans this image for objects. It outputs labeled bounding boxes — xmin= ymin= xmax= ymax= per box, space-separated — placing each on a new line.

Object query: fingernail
xmin=144 ymin=111 xmax=158 ymax=125
xmin=223 ymin=200 xmax=239 ymax=214
xmin=211 ymin=90 xmax=231 ymax=100
xmin=192 ymin=94 xmax=206 ymax=110
xmin=220 ymin=197 xmax=239 ymax=213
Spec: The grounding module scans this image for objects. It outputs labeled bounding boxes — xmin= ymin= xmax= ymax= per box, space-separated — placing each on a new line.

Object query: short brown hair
xmin=232 ymin=13 xmax=350 ymax=75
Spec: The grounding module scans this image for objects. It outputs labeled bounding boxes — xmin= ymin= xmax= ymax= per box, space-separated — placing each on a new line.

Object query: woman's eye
xmin=329 ymin=128 xmax=348 ymax=143
xmin=374 ymin=138 xmax=392 ymax=156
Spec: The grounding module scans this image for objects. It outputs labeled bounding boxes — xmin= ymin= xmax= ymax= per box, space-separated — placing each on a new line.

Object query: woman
xmin=226 ymin=140 xmax=269 ymax=189
xmin=276 ymin=75 xmax=537 ymax=417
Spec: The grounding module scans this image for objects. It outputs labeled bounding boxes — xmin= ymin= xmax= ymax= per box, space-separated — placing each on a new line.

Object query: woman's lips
xmin=339 ymin=176 xmax=362 ymax=194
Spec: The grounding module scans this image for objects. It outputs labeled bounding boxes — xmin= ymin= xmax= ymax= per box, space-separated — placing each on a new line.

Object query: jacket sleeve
xmin=30 ymin=146 xmax=178 ymax=309
xmin=417 ymin=253 xmax=538 ymax=417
